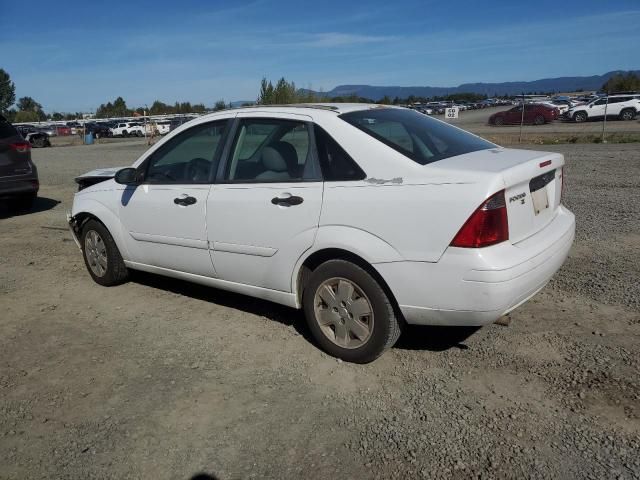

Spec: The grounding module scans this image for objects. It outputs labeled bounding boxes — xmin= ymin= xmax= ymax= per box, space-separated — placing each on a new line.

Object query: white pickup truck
xmin=110 ymin=122 xmax=145 ymax=137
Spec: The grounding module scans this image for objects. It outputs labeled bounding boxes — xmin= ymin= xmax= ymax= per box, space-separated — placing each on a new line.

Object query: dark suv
xmin=0 ymin=115 xmax=39 ymax=209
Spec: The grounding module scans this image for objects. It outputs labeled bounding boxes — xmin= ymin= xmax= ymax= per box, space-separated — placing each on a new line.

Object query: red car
xmin=56 ymin=125 xmax=71 ymax=136
xmin=489 ymin=104 xmax=558 ymax=126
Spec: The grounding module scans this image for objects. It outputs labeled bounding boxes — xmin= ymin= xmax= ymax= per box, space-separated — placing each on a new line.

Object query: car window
xmin=593 ymin=99 xmax=607 ymax=106
xmin=146 ymin=120 xmax=228 ymax=184
xmin=225 ymin=119 xmax=317 ymax=182
xmin=340 ymin=108 xmax=494 ymax=166
xmin=0 ymin=120 xmax=19 ymax=140
xmin=314 ymin=125 xmax=365 ymax=181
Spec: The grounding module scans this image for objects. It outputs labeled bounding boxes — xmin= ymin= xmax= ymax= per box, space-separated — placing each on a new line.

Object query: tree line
xmin=2 ymin=67 xmax=639 ymax=123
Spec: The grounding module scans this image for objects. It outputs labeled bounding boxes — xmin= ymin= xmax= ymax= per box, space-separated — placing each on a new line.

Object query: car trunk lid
xmin=428 ymin=147 xmax=564 ymax=245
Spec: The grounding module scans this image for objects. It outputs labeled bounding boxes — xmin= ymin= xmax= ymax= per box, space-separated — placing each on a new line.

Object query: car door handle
xmin=271 ymin=194 xmax=304 ymax=206
xmin=174 ymin=194 xmax=197 ymax=206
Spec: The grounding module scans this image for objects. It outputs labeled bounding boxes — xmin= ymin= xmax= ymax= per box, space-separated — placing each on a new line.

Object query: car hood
xmin=75 ymin=166 xmax=125 ymax=181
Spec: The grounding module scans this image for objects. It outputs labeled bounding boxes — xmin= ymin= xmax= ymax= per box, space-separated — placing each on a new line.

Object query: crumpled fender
xmin=71 ymin=196 xmax=130 ymax=260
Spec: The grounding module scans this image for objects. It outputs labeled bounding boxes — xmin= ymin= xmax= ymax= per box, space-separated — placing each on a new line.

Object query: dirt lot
xmin=1 ymin=140 xmax=639 ymax=479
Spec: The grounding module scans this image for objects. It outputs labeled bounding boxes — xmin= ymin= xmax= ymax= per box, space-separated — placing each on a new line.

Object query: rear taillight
xmin=10 ymin=142 xmax=31 ymax=153
xmin=450 ymin=190 xmax=509 ymax=248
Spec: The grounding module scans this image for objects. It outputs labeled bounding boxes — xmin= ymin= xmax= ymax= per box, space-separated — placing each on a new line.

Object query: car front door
xmin=118 ymin=119 xmax=230 ymax=276
xmin=504 ymin=106 xmax=521 ymax=124
xmin=589 ymin=98 xmax=607 ymax=117
xmin=207 ymin=113 xmax=323 ymax=292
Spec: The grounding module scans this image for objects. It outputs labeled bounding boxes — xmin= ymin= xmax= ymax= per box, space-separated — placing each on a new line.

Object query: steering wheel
xmin=186 ymin=157 xmax=211 ymax=182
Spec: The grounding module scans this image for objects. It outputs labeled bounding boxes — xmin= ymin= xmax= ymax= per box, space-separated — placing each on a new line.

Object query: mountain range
xmin=302 ymin=70 xmax=639 ymax=100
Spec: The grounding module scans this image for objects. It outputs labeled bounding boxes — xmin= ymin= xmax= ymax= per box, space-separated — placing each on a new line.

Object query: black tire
xmin=10 ymin=193 xmax=36 ymax=211
xmin=534 ymin=115 xmax=545 ymax=125
xmin=33 ymin=137 xmax=46 ymax=148
xmin=494 ymin=116 xmax=504 ymax=126
xmin=574 ymin=111 xmax=587 ymax=123
xmin=80 ymin=219 xmax=129 ymax=286
xmin=619 ymin=109 xmax=635 ymax=121
xmin=302 ymin=259 xmax=401 ymax=363
xmin=122 ymin=131 xmax=128 ymax=137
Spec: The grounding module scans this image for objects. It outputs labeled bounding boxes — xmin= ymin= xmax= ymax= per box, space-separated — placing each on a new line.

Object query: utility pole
xmin=519 ymin=93 xmax=526 ymax=144
xmin=601 ymin=94 xmax=609 ymax=144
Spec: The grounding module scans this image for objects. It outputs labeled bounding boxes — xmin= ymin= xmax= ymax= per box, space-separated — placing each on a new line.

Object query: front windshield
xmin=339 ymin=108 xmax=495 ymax=165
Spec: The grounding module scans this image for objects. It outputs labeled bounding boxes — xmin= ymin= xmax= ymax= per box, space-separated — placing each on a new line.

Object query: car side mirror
xmin=114 ymin=167 xmax=139 ymax=185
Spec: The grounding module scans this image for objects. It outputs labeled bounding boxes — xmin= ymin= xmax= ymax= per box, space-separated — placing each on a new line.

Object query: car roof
xmin=194 ymin=103 xmax=401 ymax=122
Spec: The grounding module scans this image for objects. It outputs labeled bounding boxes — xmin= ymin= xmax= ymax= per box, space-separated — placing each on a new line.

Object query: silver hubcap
xmin=313 ymin=277 xmax=374 ymax=349
xmin=84 ymin=230 xmax=108 ymax=277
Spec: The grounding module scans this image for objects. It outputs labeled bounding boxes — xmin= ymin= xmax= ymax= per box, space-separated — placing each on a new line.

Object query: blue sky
xmin=1 ymin=0 xmax=638 ymax=112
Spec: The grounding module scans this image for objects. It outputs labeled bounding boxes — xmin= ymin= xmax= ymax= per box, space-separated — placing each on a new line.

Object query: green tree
xmin=149 ymin=100 xmax=169 ymax=115
xmin=213 ymin=100 xmax=227 ymax=111
xmin=380 ymin=95 xmax=391 ymax=105
xmin=14 ymin=110 xmax=40 ymax=122
xmin=112 ymin=97 xmax=129 ymax=116
xmin=0 ymin=69 xmax=16 ymax=114
xmin=602 ymin=72 xmax=640 ymax=93
xmin=51 ymin=112 xmax=64 ymax=121
xmin=258 ymin=77 xmax=275 ymax=104
xmin=192 ymin=103 xmax=206 ymax=113
xmin=16 ymin=96 xmax=46 ymax=121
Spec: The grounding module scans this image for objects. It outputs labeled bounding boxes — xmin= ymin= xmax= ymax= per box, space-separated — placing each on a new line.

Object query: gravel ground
xmin=0 ymin=140 xmax=639 ymax=479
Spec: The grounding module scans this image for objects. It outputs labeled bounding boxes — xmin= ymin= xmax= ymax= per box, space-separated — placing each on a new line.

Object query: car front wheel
xmin=81 ymin=220 xmax=129 ymax=286
xmin=534 ymin=115 xmax=545 ymax=125
xmin=574 ymin=111 xmax=587 ymax=123
xmin=303 ymin=259 xmax=401 ymax=363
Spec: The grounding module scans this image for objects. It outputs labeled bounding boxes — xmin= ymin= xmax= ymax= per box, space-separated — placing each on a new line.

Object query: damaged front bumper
xmin=66 ymin=212 xmax=81 ymax=249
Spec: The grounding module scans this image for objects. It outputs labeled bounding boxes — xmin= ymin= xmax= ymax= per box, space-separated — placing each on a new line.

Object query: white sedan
xmin=68 ymin=104 xmax=575 ymax=363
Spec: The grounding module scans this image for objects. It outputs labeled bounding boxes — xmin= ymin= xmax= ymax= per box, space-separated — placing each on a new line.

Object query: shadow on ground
xmin=131 ymin=271 xmax=480 ymax=354
xmin=0 ymin=196 xmax=60 ymax=219
xmin=190 ymin=474 xmax=220 ymax=480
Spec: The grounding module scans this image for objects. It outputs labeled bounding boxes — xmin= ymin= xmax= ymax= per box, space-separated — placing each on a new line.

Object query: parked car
xmin=489 ymin=104 xmax=558 ymax=125
xmin=15 ymin=125 xmax=51 ymax=148
xmin=110 ymin=122 xmax=145 ymax=137
xmin=56 ymin=125 xmax=71 ymax=136
xmin=0 ymin=115 xmax=39 ymax=209
xmin=37 ymin=125 xmax=57 ymax=137
xmin=82 ymin=122 xmax=113 ymax=138
xmin=566 ymin=95 xmax=640 ymax=122
xmin=68 ymin=104 xmax=574 ymax=363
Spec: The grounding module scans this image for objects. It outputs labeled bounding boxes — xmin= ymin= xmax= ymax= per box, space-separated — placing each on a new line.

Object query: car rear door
xmin=207 ymin=112 xmax=323 ymax=292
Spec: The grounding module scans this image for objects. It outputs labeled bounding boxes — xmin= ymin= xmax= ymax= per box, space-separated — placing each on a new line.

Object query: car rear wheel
xmin=303 ymin=259 xmax=401 ymax=363
xmin=494 ymin=116 xmax=504 ymax=126
xmin=81 ymin=220 xmax=129 ymax=286
xmin=574 ymin=111 xmax=587 ymax=123
xmin=534 ymin=115 xmax=545 ymax=125
xmin=122 ymin=131 xmax=128 ymax=137
xmin=33 ymin=136 xmax=46 ymax=148
xmin=619 ymin=109 xmax=635 ymax=121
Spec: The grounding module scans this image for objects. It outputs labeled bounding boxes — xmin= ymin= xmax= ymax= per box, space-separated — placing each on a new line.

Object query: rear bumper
xmin=0 ymin=176 xmax=39 ymax=198
xmin=375 ymin=206 xmax=575 ymax=326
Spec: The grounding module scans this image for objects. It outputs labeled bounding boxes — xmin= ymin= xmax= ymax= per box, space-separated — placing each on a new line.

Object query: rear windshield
xmin=0 ymin=120 xmax=19 ymax=140
xmin=339 ymin=108 xmax=495 ymax=165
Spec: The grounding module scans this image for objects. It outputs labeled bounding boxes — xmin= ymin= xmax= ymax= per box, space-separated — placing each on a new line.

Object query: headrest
xmin=262 ymin=146 xmax=288 ymax=172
